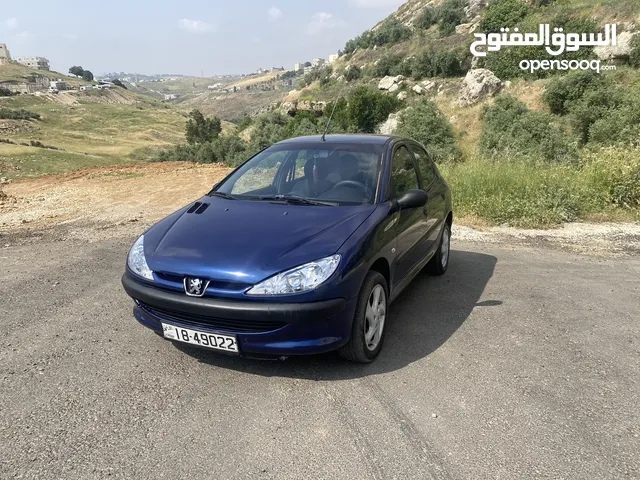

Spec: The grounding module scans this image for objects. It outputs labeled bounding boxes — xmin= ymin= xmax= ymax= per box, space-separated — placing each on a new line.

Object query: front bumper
xmin=121 ymin=272 xmax=355 ymax=356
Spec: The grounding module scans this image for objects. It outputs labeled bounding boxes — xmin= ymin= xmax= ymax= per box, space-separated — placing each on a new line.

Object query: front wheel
xmin=338 ymin=271 xmax=389 ymax=363
xmin=427 ymin=222 xmax=451 ymax=276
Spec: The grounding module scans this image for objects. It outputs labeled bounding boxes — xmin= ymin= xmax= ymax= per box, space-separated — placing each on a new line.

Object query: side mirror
xmin=397 ymin=189 xmax=428 ymax=209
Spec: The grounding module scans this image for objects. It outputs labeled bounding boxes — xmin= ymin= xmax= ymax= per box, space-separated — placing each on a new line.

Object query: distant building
xmin=164 ymin=94 xmax=178 ymax=101
xmin=270 ymin=66 xmax=284 ymax=72
xmin=312 ymin=58 xmax=326 ymax=67
xmin=17 ymin=56 xmax=50 ymax=71
xmin=256 ymin=67 xmax=266 ymax=74
xmin=0 ymin=43 xmax=11 ymax=64
xmin=294 ymin=63 xmax=303 ymax=72
xmin=328 ymin=53 xmax=339 ymax=64
xmin=50 ymin=80 xmax=68 ymax=91
xmin=304 ymin=66 xmax=313 ymax=75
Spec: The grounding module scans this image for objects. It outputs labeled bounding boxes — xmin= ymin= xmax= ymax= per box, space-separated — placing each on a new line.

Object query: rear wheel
xmin=338 ymin=271 xmax=388 ymax=363
xmin=427 ymin=221 xmax=451 ymax=276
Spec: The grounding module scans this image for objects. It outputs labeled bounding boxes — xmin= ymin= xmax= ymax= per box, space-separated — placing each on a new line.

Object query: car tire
xmin=338 ymin=271 xmax=389 ymax=363
xmin=427 ymin=221 xmax=451 ymax=276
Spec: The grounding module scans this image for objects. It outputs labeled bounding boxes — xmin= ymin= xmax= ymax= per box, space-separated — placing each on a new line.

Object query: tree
xmin=82 ymin=70 xmax=94 ymax=82
xmin=69 ymin=66 xmax=84 ymax=77
xmin=185 ymin=109 xmax=222 ymax=144
xmin=113 ymin=79 xmax=127 ymax=89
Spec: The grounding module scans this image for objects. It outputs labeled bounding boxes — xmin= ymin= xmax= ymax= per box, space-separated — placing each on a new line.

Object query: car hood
xmin=143 ymin=196 xmax=376 ymax=285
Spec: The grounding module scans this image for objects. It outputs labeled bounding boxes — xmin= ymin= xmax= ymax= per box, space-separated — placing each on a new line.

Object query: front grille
xmin=139 ymin=302 xmax=287 ymax=334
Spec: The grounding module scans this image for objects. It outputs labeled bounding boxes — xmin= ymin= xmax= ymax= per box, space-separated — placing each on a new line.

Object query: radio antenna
xmin=322 ymin=77 xmax=349 ymax=142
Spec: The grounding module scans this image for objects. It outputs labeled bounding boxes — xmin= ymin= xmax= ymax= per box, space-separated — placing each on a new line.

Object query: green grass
xmin=0 ymin=146 xmax=141 ymax=179
xmin=0 ymin=62 xmax=88 ymax=86
xmin=440 ymin=149 xmax=640 ymax=228
xmin=0 ymin=93 xmax=187 ymax=179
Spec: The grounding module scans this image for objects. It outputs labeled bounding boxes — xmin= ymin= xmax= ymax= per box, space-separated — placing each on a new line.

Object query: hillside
xmin=0 ymin=62 xmax=89 ymax=87
xmin=0 ymin=86 xmax=188 ymax=179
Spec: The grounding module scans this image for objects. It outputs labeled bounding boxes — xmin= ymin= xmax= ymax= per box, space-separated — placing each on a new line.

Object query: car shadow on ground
xmin=174 ymin=249 xmax=499 ymax=379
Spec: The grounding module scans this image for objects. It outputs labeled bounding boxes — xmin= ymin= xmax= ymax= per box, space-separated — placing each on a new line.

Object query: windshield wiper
xmin=208 ymin=191 xmax=237 ymax=200
xmin=254 ymin=195 xmax=337 ymax=207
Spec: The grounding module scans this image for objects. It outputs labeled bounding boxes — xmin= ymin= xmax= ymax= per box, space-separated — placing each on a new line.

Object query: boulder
xmin=397 ymin=91 xmax=408 ymax=101
xmin=455 ymin=23 xmax=477 ymax=35
xmin=388 ymin=83 xmax=401 ymax=93
xmin=377 ymin=112 xmax=399 ymax=135
xmin=458 ymin=68 xmax=503 ymax=106
xmin=378 ymin=75 xmax=405 ymax=90
xmin=412 ymin=84 xmax=425 ymax=95
xmin=421 ymin=80 xmax=437 ymax=92
xmin=464 ymin=0 xmax=485 ymax=20
xmin=280 ymin=102 xmax=297 ymax=115
xmin=594 ymin=31 xmax=637 ymax=62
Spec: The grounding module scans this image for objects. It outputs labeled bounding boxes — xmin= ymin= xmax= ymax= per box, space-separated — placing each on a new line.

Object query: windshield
xmin=215 ymin=142 xmax=385 ymax=205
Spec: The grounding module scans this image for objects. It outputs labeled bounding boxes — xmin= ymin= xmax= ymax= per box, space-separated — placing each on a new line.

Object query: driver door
xmin=390 ymin=144 xmax=425 ymax=286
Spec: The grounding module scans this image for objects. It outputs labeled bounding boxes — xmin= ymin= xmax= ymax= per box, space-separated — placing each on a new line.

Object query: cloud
xmin=178 ymin=19 xmax=215 ymax=34
xmin=307 ymin=12 xmax=345 ymax=36
xmin=348 ymin=0 xmax=405 ymax=8
xmin=4 ymin=17 xmax=18 ymax=29
xmin=268 ymin=7 xmax=283 ymax=22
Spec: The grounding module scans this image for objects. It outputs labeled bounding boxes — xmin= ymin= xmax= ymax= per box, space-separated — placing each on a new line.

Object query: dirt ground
xmin=1 ymin=162 xmax=640 ymax=255
xmin=0 ymin=162 xmax=232 ymax=242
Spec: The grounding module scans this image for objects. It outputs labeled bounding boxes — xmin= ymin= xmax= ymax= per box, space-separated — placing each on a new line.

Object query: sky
xmin=0 ymin=0 xmax=406 ymax=76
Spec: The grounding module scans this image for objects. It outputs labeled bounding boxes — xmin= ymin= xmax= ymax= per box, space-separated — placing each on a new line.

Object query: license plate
xmin=162 ymin=323 xmax=239 ymax=353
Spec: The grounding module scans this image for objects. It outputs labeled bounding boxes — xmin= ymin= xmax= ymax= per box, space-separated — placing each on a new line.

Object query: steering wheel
xmin=332 ymin=180 xmax=373 ymax=199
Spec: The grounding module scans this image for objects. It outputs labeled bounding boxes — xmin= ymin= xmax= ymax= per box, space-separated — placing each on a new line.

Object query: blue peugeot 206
xmin=122 ymin=134 xmax=453 ymax=363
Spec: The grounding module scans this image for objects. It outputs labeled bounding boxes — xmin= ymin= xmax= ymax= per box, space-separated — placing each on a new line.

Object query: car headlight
xmin=127 ymin=235 xmax=153 ymax=281
xmin=246 ymin=254 xmax=341 ymax=296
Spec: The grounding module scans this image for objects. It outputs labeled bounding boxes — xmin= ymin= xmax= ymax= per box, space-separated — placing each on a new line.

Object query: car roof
xmin=275 ymin=134 xmax=402 ymax=146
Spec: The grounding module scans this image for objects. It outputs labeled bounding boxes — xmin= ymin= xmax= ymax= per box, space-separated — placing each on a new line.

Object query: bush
xmin=0 ymin=87 xmax=13 ymax=97
xmin=323 ymin=87 xmax=401 ymax=133
xmin=416 ymin=7 xmax=437 ymax=30
xmin=478 ymin=0 xmax=531 ymax=33
xmin=542 ymin=70 xmax=605 ymax=115
xmin=479 ymin=95 xmax=577 ymax=162
xmin=567 ymin=85 xmax=625 ymax=145
xmin=346 ymin=86 xmax=401 ymax=133
xmin=344 ymin=65 xmax=361 ymax=82
xmin=584 ymin=89 xmax=640 ymax=148
xmin=397 ymin=100 xmax=462 ymax=162
xmin=437 ymin=0 xmax=466 ymax=36
xmin=343 ymin=18 xmax=412 ymax=53
xmin=411 ymin=49 xmax=465 ymax=79
xmin=0 ymin=108 xmax=41 ymax=120
xmin=373 ymin=54 xmax=403 ymax=77
xmin=372 ymin=18 xmax=413 ymax=46
xmin=630 ymin=33 xmax=640 ymax=68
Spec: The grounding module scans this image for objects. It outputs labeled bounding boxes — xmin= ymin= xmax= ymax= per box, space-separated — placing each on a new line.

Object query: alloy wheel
xmin=364 ymin=284 xmax=386 ymax=351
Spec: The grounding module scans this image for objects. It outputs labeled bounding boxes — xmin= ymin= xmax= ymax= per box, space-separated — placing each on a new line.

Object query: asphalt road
xmin=1 ymin=236 xmax=639 ymax=479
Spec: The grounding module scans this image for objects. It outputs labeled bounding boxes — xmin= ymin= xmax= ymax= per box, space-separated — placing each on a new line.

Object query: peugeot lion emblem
xmin=184 ymin=277 xmax=210 ymax=297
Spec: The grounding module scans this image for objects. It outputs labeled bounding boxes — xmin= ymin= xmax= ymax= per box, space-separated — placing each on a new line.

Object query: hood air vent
xmin=187 ymin=202 xmax=210 ymax=214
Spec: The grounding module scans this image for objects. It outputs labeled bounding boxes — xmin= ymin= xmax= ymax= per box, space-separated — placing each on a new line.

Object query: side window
xmin=411 ymin=145 xmax=436 ymax=187
xmin=391 ymin=145 xmax=419 ymax=198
